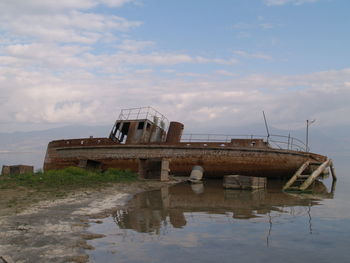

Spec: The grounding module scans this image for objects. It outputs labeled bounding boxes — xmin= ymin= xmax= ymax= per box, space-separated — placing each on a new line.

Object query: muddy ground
xmin=0 ymin=180 xmax=182 ymax=263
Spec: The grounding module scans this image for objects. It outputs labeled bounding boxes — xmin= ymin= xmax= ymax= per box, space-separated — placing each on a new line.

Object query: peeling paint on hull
xmin=43 ymin=139 xmax=327 ymax=178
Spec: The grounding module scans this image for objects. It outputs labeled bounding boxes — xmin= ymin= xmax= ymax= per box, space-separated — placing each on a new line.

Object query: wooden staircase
xmin=283 ymin=158 xmax=337 ymax=192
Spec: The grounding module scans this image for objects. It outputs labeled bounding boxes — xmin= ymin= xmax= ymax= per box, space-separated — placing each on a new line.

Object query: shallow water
xmin=87 ymin=158 xmax=350 ymax=263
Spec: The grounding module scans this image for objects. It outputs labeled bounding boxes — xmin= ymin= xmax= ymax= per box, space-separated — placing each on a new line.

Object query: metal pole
xmin=306 ymin=119 xmax=315 ymax=152
xmin=306 ymin=120 xmax=309 ymax=152
xmin=288 ymin=133 xmax=290 ymax=150
xmin=263 ymin=111 xmax=270 ymax=143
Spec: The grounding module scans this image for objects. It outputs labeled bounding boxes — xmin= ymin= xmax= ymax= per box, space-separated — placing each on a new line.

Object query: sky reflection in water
xmin=87 ymin=166 xmax=350 ymax=263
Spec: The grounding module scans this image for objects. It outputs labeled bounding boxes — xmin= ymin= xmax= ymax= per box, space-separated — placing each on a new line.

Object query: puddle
xmin=87 ymin=179 xmax=350 ymax=263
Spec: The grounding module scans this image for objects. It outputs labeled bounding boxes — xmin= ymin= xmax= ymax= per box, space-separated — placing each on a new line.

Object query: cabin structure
xmin=109 ymin=107 xmax=184 ymax=145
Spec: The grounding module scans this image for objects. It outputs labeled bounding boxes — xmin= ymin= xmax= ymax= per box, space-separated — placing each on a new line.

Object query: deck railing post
xmin=136 ymin=108 xmax=141 ymax=119
xmin=288 ymin=134 xmax=291 ymax=150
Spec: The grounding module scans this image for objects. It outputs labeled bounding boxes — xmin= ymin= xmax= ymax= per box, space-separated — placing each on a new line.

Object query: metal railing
xmin=181 ymin=133 xmax=307 ymax=152
xmin=117 ymin=106 xmax=169 ymax=130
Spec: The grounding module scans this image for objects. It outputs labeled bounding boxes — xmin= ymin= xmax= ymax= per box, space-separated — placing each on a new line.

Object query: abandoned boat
xmin=43 ymin=107 xmax=329 ymax=179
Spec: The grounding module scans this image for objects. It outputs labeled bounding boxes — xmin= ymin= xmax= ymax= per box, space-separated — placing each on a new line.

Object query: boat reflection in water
xmin=113 ymin=180 xmax=335 ymax=235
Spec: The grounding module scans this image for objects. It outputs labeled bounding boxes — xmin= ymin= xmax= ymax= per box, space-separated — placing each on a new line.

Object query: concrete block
xmin=138 ymin=158 xmax=170 ymax=181
xmin=1 ymin=165 xmax=34 ymax=176
xmin=1 ymin=166 xmax=10 ymax=176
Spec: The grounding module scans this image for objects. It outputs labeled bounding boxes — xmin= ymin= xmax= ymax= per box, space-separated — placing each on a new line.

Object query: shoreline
xmin=0 ymin=179 xmax=182 ymax=263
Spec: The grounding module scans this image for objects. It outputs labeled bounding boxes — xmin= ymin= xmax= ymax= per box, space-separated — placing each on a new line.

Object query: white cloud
xmin=2 ymin=43 xmax=90 ymax=70
xmin=1 ymin=65 xmax=350 ymax=130
xmin=176 ymin=72 xmax=205 ymax=78
xmin=195 ymin=56 xmax=238 ymax=65
xmin=234 ymin=50 xmax=272 ymax=60
xmin=0 ymin=0 xmax=348 ymax=134
xmin=0 ymin=0 xmax=135 ymax=14
xmin=0 ymin=0 xmax=96 ymax=14
xmin=214 ymin=70 xmax=238 ymax=77
xmin=99 ymin=0 xmax=136 ymax=7
xmin=117 ymin=39 xmax=155 ymax=52
xmin=0 ymin=11 xmax=142 ymax=44
xmin=264 ymin=0 xmax=320 ymax=6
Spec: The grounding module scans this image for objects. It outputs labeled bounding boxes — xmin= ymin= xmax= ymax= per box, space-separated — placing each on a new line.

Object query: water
xmin=87 ymin=158 xmax=350 ymax=263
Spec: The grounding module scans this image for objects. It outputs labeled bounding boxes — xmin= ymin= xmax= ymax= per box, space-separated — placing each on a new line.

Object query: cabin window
xmin=118 ymin=122 xmax=130 ymax=143
xmin=138 ymin=121 xmax=145 ymax=130
xmin=146 ymin=122 xmax=151 ymax=129
xmin=121 ymin=122 xmax=130 ymax=134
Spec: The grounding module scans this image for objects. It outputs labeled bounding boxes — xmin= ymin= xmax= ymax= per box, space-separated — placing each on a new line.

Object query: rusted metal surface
xmin=230 ymin=139 xmax=266 ymax=148
xmin=43 ymin=107 xmax=328 ymax=178
xmin=44 ymin=138 xmax=326 ymax=178
xmin=166 ymin=122 xmax=184 ymax=144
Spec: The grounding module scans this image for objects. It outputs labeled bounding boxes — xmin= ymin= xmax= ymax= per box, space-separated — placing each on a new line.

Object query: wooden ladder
xmin=283 ymin=158 xmax=337 ymax=192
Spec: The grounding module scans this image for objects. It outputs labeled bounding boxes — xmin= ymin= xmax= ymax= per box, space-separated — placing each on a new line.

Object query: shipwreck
xmin=44 ymin=107 xmax=335 ymax=186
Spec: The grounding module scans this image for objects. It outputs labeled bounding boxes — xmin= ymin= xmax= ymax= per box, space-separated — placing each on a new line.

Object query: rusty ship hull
xmin=43 ymin=107 xmax=327 ymax=178
xmin=43 ymin=138 xmax=326 ymax=178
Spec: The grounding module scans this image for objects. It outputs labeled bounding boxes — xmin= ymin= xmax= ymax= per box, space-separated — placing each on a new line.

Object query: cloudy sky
xmin=1 ymin=0 xmax=349 ymax=133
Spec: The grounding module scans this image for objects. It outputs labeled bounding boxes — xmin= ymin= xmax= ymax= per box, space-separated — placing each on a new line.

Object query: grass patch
xmin=0 ymin=167 xmax=138 ymax=190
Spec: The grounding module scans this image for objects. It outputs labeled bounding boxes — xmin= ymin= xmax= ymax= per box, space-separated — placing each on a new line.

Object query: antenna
xmin=306 ymin=119 xmax=316 ymax=152
xmin=263 ymin=111 xmax=270 ymax=142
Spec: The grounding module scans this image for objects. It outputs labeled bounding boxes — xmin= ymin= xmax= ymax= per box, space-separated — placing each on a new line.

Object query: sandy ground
xmin=0 ymin=180 xmax=181 ymax=263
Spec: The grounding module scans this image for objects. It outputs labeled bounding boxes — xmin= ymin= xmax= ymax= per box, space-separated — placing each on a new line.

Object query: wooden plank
xmin=299 ymin=159 xmax=331 ymax=191
xmin=283 ymin=161 xmax=310 ymax=191
xmin=329 ymin=160 xmax=337 ymax=181
xmin=331 ymin=179 xmax=337 ymax=194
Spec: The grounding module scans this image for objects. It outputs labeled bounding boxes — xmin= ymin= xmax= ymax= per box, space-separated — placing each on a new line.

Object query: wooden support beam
xmin=329 ymin=160 xmax=337 ymax=181
xmin=330 ymin=179 xmax=337 ymax=195
xmin=283 ymin=161 xmax=310 ymax=191
xmin=299 ymin=159 xmax=331 ymax=191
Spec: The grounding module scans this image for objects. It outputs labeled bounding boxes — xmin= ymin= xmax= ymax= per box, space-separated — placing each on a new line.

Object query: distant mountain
xmin=0 ymin=123 xmax=348 ymax=170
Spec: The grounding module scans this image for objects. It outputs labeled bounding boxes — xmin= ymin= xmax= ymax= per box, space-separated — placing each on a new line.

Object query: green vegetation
xmin=0 ymin=167 xmax=138 ymax=190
